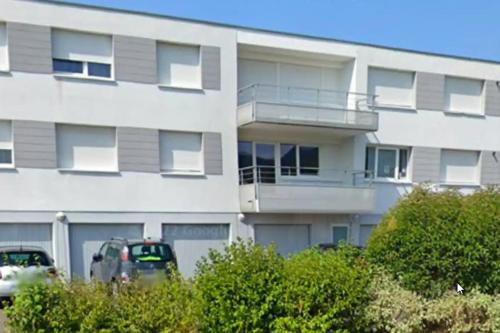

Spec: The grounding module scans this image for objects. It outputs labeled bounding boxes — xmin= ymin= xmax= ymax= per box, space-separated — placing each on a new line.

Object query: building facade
xmin=0 ymin=0 xmax=499 ymax=278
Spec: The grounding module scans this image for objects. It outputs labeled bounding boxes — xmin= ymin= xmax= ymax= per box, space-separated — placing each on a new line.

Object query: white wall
xmin=0 ymin=0 xmax=240 ymax=214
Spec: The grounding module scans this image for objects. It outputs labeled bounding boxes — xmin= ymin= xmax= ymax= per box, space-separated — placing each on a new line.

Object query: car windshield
xmin=128 ymin=243 xmax=173 ymax=263
xmin=0 ymin=251 xmax=51 ymax=267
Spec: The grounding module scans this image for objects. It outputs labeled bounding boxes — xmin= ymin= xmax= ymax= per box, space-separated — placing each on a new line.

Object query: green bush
xmin=5 ymin=279 xmax=115 ymax=333
xmin=112 ymin=274 xmax=199 ymax=333
xmin=425 ymin=290 xmax=500 ymax=333
xmin=363 ymin=271 xmax=500 ymax=333
xmin=364 ymin=270 xmax=426 ymax=333
xmin=5 ymin=276 xmax=198 ymax=333
xmin=366 ymin=187 xmax=500 ymax=298
xmin=272 ymin=246 xmax=371 ymax=333
xmin=457 ymin=189 xmax=500 ymax=294
xmin=194 ymin=239 xmax=284 ymax=333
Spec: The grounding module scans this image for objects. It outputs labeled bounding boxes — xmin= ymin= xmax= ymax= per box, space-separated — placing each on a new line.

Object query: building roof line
xmin=25 ymin=0 xmax=500 ymax=66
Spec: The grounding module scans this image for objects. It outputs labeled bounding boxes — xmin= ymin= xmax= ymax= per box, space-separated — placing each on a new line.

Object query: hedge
xmin=366 ymin=187 xmax=500 ymax=298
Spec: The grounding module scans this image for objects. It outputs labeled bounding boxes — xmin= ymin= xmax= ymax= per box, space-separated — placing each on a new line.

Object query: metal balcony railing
xmin=238 ymin=84 xmax=377 ymax=111
xmin=238 ymin=166 xmax=373 ymax=187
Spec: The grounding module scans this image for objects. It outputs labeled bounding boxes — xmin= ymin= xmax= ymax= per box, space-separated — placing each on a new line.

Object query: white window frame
xmin=56 ymin=124 xmax=118 ymax=173
xmin=0 ymin=120 xmax=13 ymax=168
xmin=51 ymin=29 xmax=114 ymax=81
xmin=157 ymin=42 xmax=202 ymax=89
xmin=332 ymin=224 xmax=350 ymax=246
xmin=439 ymin=149 xmax=480 ymax=185
xmin=366 ymin=146 xmax=410 ymax=181
xmin=52 ymin=61 xmax=112 ymax=79
xmin=279 ymin=144 xmax=320 ymax=177
xmin=368 ymin=67 xmax=416 ymax=109
xmin=159 ymin=131 xmax=204 ymax=176
xmin=444 ymin=76 xmax=485 ymax=115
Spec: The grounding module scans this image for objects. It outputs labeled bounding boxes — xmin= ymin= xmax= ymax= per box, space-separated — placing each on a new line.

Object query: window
xmin=160 ymin=131 xmax=202 ymax=174
xmin=0 ymin=23 xmax=8 ymax=71
xmin=256 ymin=143 xmax=276 ymax=183
xmin=445 ymin=76 xmax=484 ymax=114
xmin=128 ymin=243 xmax=173 ymax=263
xmin=157 ymin=42 xmax=201 ymax=88
xmin=365 ymin=146 xmax=409 ymax=180
xmin=56 ymin=124 xmax=117 ymax=171
xmin=105 ymin=244 xmax=121 ymax=260
xmin=280 ymin=144 xmax=297 ymax=176
xmin=440 ymin=149 xmax=479 ymax=184
xmin=280 ymin=144 xmax=319 ymax=176
xmin=238 ymin=141 xmax=254 ymax=184
xmin=332 ymin=226 xmax=349 ymax=246
xmin=368 ymin=68 xmax=415 ymax=108
xmin=0 ymin=120 xmax=13 ymax=166
xmin=52 ymin=29 xmax=112 ymax=78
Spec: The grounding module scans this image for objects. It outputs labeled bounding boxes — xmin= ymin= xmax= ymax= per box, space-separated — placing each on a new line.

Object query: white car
xmin=0 ymin=246 xmax=57 ymax=299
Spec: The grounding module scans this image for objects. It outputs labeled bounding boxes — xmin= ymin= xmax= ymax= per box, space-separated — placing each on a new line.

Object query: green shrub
xmin=5 ymin=276 xmax=198 ymax=333
xmin=363 ymin=271 xmax=500 ymax=333
xmin=112 ymin=274 xmax=199 ymax=333
xmin=424 ymin=290 xmax=500 ymax=333
xmin=194 ymin=239 xmax=284 ymax=333
xmin=5 ymin=279 xmax=115 ymax=333
xmin=272 ymin=247 xmax=371 ymax=333
xmin=366 ymin=187 xmax=500 ymax=297
xmin=457 ymin=189 xmax=500 ymax=294
xmin=363 ymin=270 xmax=427 ymax=333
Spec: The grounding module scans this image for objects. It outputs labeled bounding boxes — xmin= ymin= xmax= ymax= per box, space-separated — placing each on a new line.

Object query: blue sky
xmin=59 ymin=0 xmax=500 ymax=62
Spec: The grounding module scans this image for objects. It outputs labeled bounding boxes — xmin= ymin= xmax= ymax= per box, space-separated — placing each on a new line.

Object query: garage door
xmin=69 ymin=223 xmax=143 ymax=280
xmin=255 ymin=224 xmax=310 ymax=257
xmin=359 ymin=225 xmax=376 ymax=247
xmin=162 ymin=224 xmax=229 ymax=277
xmin=0 ymin=223 xmax=53 ymax=255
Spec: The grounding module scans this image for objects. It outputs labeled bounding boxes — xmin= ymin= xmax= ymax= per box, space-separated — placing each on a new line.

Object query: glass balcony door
xmin=256 ymin=143 xmax=276 ymax=184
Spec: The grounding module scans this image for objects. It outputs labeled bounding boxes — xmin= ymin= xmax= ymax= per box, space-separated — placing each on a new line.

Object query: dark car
xmin=90 ymin=238 xmax=177 ymax=283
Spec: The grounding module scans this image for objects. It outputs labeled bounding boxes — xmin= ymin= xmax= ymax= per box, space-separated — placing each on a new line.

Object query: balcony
xmin=238 ymin=84 xmax=379 ymax=137
xmin=239 ymin=166 xmax=376 ymax=214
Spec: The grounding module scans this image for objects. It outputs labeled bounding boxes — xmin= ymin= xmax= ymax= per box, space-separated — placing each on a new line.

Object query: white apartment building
xmin=0 ymin=0 xmax=499 ymax=278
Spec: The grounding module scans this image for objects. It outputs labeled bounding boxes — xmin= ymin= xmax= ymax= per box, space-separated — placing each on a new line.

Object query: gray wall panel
xmin=13 ymin=120 xmax=57 ymax=169
xmin=203 ymin=132 xmax=223 ymax=175
xmin=117 ymin=127 xmax=159 ymax=173
xmin=114 ymin=35 xmax=157 ymax=84
xmin=415 ymin=72 xmax=445 ymax=111
xmin=411 ymin=146 xmax=441 ymax=183
xmin=481 ymin=151 xmax=500 ymax=185
xmin=484 ymin=81 xmax=500 ymax=117
xmin=201 ymin=46 xmax=221 ymax=90
xmin=7 ymin=22 xmax=52 ymax=74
